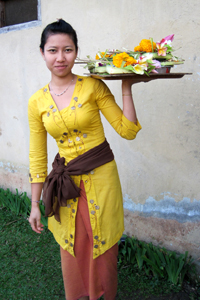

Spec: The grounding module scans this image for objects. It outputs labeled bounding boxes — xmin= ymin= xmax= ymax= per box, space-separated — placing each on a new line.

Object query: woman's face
xmin=40 ymin=33 xmax=77 ymax=79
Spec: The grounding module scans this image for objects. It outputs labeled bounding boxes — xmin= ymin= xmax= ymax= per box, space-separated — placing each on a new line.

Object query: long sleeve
xmin=28 ymin=96 xmax=47 ymax=183
xmin=95 ymin=79 xmax=142 ymax=140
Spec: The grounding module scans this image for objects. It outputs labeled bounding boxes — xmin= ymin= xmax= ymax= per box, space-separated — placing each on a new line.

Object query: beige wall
xmin=0 ymin=0 xmax=200 ymax=267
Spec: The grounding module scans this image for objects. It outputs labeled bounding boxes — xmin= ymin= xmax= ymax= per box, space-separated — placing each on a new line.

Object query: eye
xmin=48 ymin=49 xmax=56 ymax=53
xmin=65 ymin=48 xmax=73 ymax=52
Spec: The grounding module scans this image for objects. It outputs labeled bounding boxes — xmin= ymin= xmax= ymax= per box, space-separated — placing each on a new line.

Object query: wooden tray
xmin=86 ymin=73 xmax=192 ymax=82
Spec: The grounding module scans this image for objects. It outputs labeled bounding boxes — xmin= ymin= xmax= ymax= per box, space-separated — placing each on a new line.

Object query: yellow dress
xmin=28 ymin=75 xmax=142 ymax=258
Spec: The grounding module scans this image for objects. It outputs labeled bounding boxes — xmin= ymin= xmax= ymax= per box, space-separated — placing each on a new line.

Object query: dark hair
xmin=40 ymin=19 xmax=78 ymax=52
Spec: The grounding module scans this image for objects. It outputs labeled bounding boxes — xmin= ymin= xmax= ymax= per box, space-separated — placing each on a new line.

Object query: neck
xmin=50 ymin=73 xmax=75 ymax=88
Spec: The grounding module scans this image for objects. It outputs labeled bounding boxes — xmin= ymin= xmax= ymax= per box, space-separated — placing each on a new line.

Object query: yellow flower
xmin=95 ymin=52 xmax=105 ymax=60
xmin=95 ymin=52 xmax=113 ymax=60
xmin=113 ymin=52 xmax=136 ymax=68
xmin=134 ymin=45 xmax=142 ymax=52
xmin=106 ymin=54 xmax=113 ymax=58
xmin=134 ymin=39 xmax=156 ymax=53
xmin=133 ymin=64 xmax=145 ymax=75
xmin=124 ymin=56 xmax=137 ymax=66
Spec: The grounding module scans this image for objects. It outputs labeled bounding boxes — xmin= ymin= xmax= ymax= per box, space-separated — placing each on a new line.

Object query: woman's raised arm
xmin=121 ymin=79 xmax=138 ymax=124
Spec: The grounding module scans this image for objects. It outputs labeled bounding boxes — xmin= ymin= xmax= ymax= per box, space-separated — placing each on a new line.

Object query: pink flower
xmin=156 ymin=34 xmax=174 ymax=56
xmin=152 ymin=60 xmax=161 ymax=68
xmin=158 ymin=33 xmax=174 ymax=48
xmin=151 ymin=69 xmax=159 ymax=74
xmin=160 ymin=34 xmax=174 ymax=45
xmin=156 ymin=43 xmax=168 ymax=56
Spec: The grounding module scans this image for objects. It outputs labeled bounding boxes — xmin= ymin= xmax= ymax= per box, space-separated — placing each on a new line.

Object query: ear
xmin=40 ymin=48 xmax=45 ymax=60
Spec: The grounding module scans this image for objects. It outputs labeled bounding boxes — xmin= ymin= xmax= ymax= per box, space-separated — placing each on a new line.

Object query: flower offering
xmin=83 ymin=34 xmax=184 ymax=76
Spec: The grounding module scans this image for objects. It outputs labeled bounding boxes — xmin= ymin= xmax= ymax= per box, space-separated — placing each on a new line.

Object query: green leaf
xmin=150 ymin=37 xmax=154 ymax=52
xmin=124 ymin=65 xmax=134 ymax=71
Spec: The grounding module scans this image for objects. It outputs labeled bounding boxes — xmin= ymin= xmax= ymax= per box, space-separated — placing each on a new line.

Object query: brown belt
xmin=42 ymin=139 xmax=114 ymax=222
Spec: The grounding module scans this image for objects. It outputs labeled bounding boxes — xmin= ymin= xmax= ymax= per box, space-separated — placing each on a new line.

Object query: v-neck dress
xmin=28 ymin=75 xmax=142 ymax=259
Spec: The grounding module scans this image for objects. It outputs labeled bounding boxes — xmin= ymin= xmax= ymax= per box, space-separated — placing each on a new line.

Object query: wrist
xmin=122 ymin=79 xmax=132 ymax=88
xmin=122 ymin=84 xmax=132 ymax=95
xmin=31 ymin=200 xmax=40 ymax=207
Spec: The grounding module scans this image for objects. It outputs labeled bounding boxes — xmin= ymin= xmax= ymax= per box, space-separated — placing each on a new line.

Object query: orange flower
xmin=125 ymin=56 xmax=137 ymax=66
xmin=106 ymin=54 xmax=113 ymax=58
xmin=113 ymin=52 xmax=136 ymax=68
xmin=134 ymin=45 xmax=142 ymax=52
xmin=134 ymin=39 xmax=156 ymax=52
xmin=95 ymin=52 xmax=113 ymax=60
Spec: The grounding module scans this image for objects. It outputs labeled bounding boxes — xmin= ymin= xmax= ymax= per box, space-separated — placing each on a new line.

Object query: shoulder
xmin=79 ymin=75 xmax=98 ymax=86
xmin=80 ymin=75 xmax=110 ymax=94
xmin=28 ymin=84 xmax=48 ymax=106
xmin=79 ymin=75 xmax=105 ymax=87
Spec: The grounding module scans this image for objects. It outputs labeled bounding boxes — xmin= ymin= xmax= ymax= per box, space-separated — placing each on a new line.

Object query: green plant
xmin=118 ymin=235 xmax=195 ymax=286
xmin=39 ymin=200 xmax=48 ymax=227
xmin=0 ymin=188 xmax=30 ymax=217
xmin=0 ymin=188 xmax=48 ymax=227
xmin=0 ymin=195 xmax=199 ymax=299
xmin=143 ymin=244 xmax=166 ymax=278
xmin=164 ymin=250 xmax=194 ymax=285
xmin=0 ymin=188 xmax=198 ymax=294
xmin=2 ymin=208 xmax=194 ymax=300
xmin=118 ymin=234 xmax=137 ymax=265
xmin=135 ymin=240 xmax=147 ymax=270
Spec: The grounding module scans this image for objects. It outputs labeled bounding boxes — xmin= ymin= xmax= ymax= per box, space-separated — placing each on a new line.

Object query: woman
xmin=28 ymin=19 xmax=141 ymax=300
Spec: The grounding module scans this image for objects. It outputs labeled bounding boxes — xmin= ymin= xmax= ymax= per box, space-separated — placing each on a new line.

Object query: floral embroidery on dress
xmin=64 ymin=198 xmax=79 ymax=249
xmin=69 ymin=79 xmax=83 ymax=125
xmin=83 ymin=173 xmax=92 ymax=193
xmin=45 ymin=104 xmax=62 ymax=128
xmin=88 ymin=199 xmax=105 ymax=256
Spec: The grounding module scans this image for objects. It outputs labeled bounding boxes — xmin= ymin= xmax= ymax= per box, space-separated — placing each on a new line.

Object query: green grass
xmin=0 ymin=207 xmax=200 ymax=300
xmin=0 ymin=208 xmax=65 ymax=300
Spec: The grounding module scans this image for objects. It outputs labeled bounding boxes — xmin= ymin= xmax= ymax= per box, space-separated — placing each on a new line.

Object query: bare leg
xmin=79 ymin=297 xmax=89 ymax=300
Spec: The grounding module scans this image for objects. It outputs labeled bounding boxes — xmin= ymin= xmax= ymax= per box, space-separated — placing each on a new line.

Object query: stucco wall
xmin=0 ymin=0 xmax=199 ymax=267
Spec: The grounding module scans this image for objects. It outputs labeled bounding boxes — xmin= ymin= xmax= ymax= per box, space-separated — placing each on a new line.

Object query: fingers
xmin=36 ymin=219 xmax=44 ymax=233
xmin=32 ymin=222 xmax=44 ymax=234
xmin=29 ymin=217 xmax=44 ymax=234
xmin=28 ymin=207 xmax=44 ymax=234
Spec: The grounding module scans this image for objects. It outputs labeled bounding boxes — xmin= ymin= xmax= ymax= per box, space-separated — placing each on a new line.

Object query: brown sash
xmin=43 ymin=139 xmax=114 ymax=222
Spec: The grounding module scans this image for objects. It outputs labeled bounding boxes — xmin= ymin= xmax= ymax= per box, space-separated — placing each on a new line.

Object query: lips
xmin=55 ymin=65 xmax=67 ymax=69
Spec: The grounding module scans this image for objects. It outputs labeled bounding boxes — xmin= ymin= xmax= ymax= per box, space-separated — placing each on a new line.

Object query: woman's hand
xmin=122 ymin=77 xmax=149 ymax=86
xmin=29 ymin=182 xmax=44 ymax=233
xmin=122 ymin=78 xmax=137 ymax=87
xmin=29 ymin=206 xmax=44 ymax=234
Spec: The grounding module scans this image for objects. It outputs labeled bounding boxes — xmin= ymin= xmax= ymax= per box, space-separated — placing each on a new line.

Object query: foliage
xmin=0 ymin=208 xmax=64 ymax=299
xmin=1 ymin=209 xmax=200 ymax=300
xmin=118 ymin=234 xmax=195 ymax=286
xmin=0 ymin=187 xmax=48 ymax=227
xmin=0 ymin=188 xmax=200 ymax=299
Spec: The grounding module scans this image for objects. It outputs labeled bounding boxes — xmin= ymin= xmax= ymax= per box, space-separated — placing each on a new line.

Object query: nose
xmin=56 ymin=51 xmax=65 ymax=62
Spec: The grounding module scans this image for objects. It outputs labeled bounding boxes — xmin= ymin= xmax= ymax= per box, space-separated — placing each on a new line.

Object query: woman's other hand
xmin=29 ymin=205 xmax=44 ymax=234
xmin=29 ymin=182 xmax=44 ymax=233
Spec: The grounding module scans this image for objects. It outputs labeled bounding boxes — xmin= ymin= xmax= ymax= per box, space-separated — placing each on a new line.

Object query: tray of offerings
xmin=87 ymin=73 xmax=192 ymax=81
xmin=79 ymin=34 xmax=192 ymax=82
